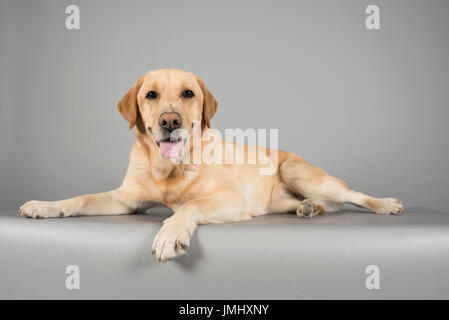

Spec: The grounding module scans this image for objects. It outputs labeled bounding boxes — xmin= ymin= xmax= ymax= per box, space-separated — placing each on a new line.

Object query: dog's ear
xmin=195 ymin=75 xmax=217 ymax=130
xmin=117 ymin=77 xmax=144 ymax=129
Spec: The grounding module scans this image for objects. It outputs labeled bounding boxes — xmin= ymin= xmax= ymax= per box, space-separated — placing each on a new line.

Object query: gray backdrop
xmin=1 ymin=0 xmax=448 ymax=212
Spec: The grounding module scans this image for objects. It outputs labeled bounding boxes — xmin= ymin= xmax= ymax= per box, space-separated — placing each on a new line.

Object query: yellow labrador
xmin=19 ymin=69 xmax=403 ymax=262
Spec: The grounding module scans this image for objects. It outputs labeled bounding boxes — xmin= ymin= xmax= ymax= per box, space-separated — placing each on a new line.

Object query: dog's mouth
xmin=156 ymin=136 xmax=187 ymax=159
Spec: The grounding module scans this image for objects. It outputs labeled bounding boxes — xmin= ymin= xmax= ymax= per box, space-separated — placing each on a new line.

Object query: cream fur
xmin=19 ymin=69 xmax=403 ymax=262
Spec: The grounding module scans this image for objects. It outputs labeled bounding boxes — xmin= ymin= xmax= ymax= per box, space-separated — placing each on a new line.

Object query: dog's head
xmin=118 ymin=69 xmax=217 ymax=159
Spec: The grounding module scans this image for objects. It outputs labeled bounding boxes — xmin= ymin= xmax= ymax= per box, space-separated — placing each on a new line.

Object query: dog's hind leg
xmin=279 ymin=154 xmax=403 ymax=215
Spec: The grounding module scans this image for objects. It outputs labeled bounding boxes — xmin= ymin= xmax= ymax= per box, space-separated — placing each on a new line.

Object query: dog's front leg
xmin=19 ymin=189 xmax=142 ymax=219
xmin=152 ymin=192 xmax=249 ymax=262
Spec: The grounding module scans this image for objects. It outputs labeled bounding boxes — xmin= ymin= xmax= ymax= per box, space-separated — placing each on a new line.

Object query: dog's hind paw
xmin=374 ymin=197 xmax=403 ymax=215
xmin=296 ymin=199 xmax=325 ymax=218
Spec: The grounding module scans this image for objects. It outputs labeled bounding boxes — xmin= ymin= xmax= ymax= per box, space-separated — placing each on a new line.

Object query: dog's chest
xmin=145 ymin=165 xmax=201 ymax=205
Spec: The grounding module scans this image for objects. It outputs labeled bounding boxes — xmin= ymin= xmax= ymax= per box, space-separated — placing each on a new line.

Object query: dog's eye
xmin=146 ymin=91 xmax=158 ymax=99
xmin=182 ymin=90 xmax=194 ymax=98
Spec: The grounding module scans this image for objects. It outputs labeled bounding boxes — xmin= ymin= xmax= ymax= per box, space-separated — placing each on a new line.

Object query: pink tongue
xmin=159 ymin=140 xmax=183 ymax=158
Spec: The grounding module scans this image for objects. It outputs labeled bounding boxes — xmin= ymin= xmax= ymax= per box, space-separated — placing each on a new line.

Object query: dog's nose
xmin=159 ymin=112 xmax=182 ymax=131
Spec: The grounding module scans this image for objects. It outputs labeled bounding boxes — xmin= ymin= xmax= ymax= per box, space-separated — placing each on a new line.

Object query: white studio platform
xmin=0 ymin=207 xmax=448 ymax=299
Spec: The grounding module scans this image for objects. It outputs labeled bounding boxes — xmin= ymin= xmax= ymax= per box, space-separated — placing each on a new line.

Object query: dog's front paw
xmin=152 ymin=220 xmax=191 ymax=262
xmin=376 ymin=197 xmax=403 ymax=215
xmin=19 ymin=200 xmax=66 ymax=219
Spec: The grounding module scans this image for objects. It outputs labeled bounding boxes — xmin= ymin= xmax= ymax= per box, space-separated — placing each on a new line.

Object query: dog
xmin=19 ymin=68 xmax=403 ymax=262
